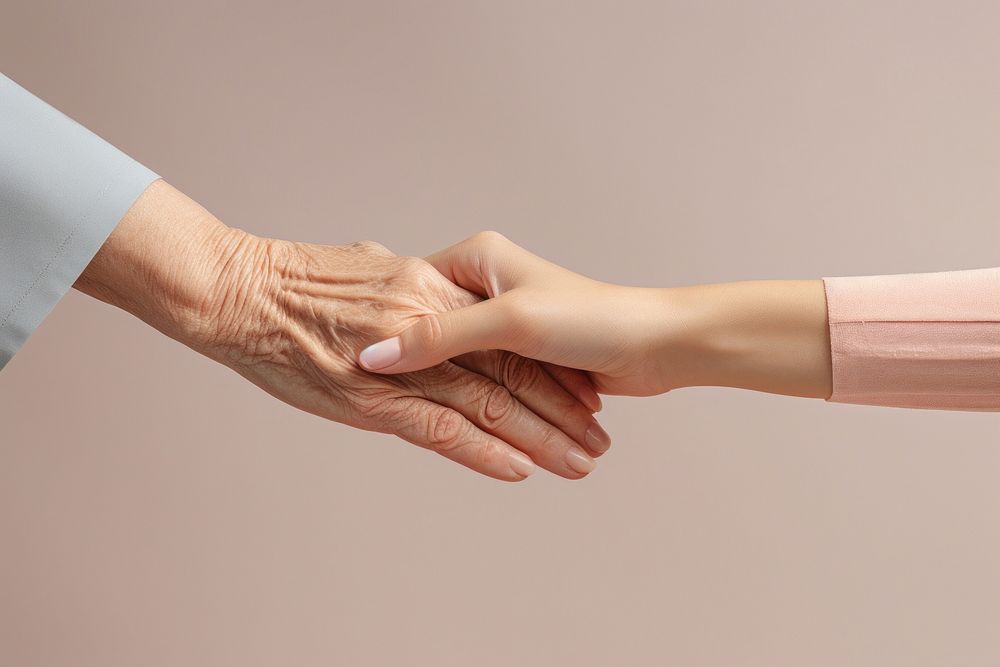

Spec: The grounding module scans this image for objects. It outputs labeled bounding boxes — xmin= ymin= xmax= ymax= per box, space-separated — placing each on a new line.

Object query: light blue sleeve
xmin=0 ymin=72 xmax=160 ymax=370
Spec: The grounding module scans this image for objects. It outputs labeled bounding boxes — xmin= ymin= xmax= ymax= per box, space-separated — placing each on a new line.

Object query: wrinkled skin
xmin=194 ymin=236 xmax=602 ymax=481
xmin=75 ymin=181 xmax=604 ymax=482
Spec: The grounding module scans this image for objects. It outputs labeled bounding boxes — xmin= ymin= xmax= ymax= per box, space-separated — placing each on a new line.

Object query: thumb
xmin=358 ymin=298 xmax=512 ymax=374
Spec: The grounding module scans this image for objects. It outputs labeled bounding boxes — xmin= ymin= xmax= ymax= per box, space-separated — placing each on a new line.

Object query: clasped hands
xmin=78 ymin=180 xmax=831 ymax=482
xmin=77 ymin=182 xmax=616 ymax=482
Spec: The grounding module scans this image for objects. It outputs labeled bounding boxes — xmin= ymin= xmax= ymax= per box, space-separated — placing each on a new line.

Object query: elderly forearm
xmin=72 ymin=179 xmax=248 ymax=353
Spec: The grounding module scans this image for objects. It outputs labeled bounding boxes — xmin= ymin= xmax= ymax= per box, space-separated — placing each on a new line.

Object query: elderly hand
xmin=75 ymin=181 xmax=609 ymax=481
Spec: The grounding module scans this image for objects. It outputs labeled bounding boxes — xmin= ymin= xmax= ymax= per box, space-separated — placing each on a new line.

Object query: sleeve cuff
xmin=0 ymin=73 xmax=160 ymax=370
xmin=822 ymin=267 xmax=1000 ymax=411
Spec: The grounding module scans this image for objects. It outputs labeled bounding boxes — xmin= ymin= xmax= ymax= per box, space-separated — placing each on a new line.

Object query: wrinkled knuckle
xmin=355 ymin=399 xmax=384 ymax=421
xmin=475 ymin=439 xmax=509 ymax=474
xmin=352 ymin=239 xmax=392 ymax=256
xmin=480 ymin=384 xmax=516 ymax=428
xmin=427 ymin=409 xmax=465 ymax=451
xmin=497 ymin=353 xmax=542 ymax=394
xmin=536 ymin=427 xmax=565 ymax=456
xmin=355 ymin=392 xmax=400 ymax=424
xmin=397 ymin=254 xmax=430 ymax=275
xmin=400 ymin=257 xmax=442 ymax=292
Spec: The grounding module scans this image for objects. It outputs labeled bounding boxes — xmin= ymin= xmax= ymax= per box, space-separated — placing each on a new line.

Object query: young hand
xmin=356 ymin=232 xmax=678 ymax=396
xmin=357 ymin=232 xmax=833 ymax=401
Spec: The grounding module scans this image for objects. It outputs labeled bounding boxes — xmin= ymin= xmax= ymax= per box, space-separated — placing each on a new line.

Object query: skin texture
xmin=74 ymin=180 xmax=607 ymax=482
xmin=359 ymin=231 xmax=834 ymax=401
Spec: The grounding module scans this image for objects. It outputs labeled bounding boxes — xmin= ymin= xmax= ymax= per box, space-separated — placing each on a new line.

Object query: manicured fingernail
xmin=359 ymin=337 xmax=401 ymax=370
xmin=565 ymin=447 xmax=596 ymax=475
xmin=585 ymin=420 xmax=612 ymax=454
xmin=578 ymin=385 xmax=603 ymax=413
xmin=508 ymin=451 xmax=536 ymax=479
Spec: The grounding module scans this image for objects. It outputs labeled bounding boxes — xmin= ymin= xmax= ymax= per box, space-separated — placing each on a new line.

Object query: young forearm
xmin=658 ymin=280 xmax=833 ymax=399
xmin=357 ymin=233 xmax=999 ymax=411
xmin=355 ymin=232 xmax=836 ymax=401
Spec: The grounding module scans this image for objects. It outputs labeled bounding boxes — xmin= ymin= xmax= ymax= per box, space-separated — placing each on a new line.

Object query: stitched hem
xmin=0 ymin=160 xmax=131 ymax=334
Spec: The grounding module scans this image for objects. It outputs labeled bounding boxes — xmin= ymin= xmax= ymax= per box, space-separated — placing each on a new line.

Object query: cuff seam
xmin=0 ymin=158 xmax=132 ymax=334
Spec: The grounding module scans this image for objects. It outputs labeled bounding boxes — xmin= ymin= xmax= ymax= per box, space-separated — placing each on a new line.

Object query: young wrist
xmin=654 ymin=280 xmax=833 ymax=398
xmin=640 ymin=286 xmax=716 ymax=392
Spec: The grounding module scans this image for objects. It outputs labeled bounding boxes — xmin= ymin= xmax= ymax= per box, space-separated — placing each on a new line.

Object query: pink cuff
xmin=822 ymin=267 xmax=1000 ymax=411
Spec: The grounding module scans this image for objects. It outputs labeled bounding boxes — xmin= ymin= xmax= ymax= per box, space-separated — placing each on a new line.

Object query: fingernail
xmin=585 ymin=420 xmax=612 ymax=454
xmin=578 ymin=384 xmax=603 ymax=413
xmin=508 ymin=451 xmax=536 ymax=478
xmin=565 ymin=447 xmax=596 ymax=475
xmin=359 ymin=337 xmax=401 ymax=370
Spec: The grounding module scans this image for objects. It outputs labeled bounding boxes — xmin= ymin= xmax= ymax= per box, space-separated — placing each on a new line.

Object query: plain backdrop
xmin=2 ymin=2 xmax=999 ymax=665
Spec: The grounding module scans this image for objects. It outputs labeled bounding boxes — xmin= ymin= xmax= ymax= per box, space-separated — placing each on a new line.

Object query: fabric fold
xmin=822 ymin=267 xmax=1000 ymax=411
xmin=0 ymin=72 xmax=159 ymax=369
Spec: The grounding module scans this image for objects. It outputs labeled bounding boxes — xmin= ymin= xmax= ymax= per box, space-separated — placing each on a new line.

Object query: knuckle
xmin=496 ymin=352 xmax=542 ymax=395
xmin=409 ymin=361 xmax=454 ymax=389
xmin=397 ymin=254 xmax=427 ymax=272
xmin=470 ymin=230 xmax=509 ymax=249
xmin=354 ymin=390 xmax=404 ymax=424
xmin=536 ymin=427 xmax=566 ymax=457
xmin=479 ymin=384 xmax=516 ymax=428
xmin=351 ymin=240 xmax=392 ymax=256
xmin=474 ymin=439 xmax=510 ymax=474
xmin=400 ymin=257 xmax=443 ymax=292
xmin=426 ymin=409 xmax=466 ymax=451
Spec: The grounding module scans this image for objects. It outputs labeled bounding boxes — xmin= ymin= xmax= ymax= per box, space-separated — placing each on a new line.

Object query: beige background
xmin=2 ymin=1 xmax=1000 ymax=665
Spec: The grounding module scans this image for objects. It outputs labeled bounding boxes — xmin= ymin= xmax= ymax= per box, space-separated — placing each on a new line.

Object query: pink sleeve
xmin=821 ymin=267 xmax=1000 ymax=411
